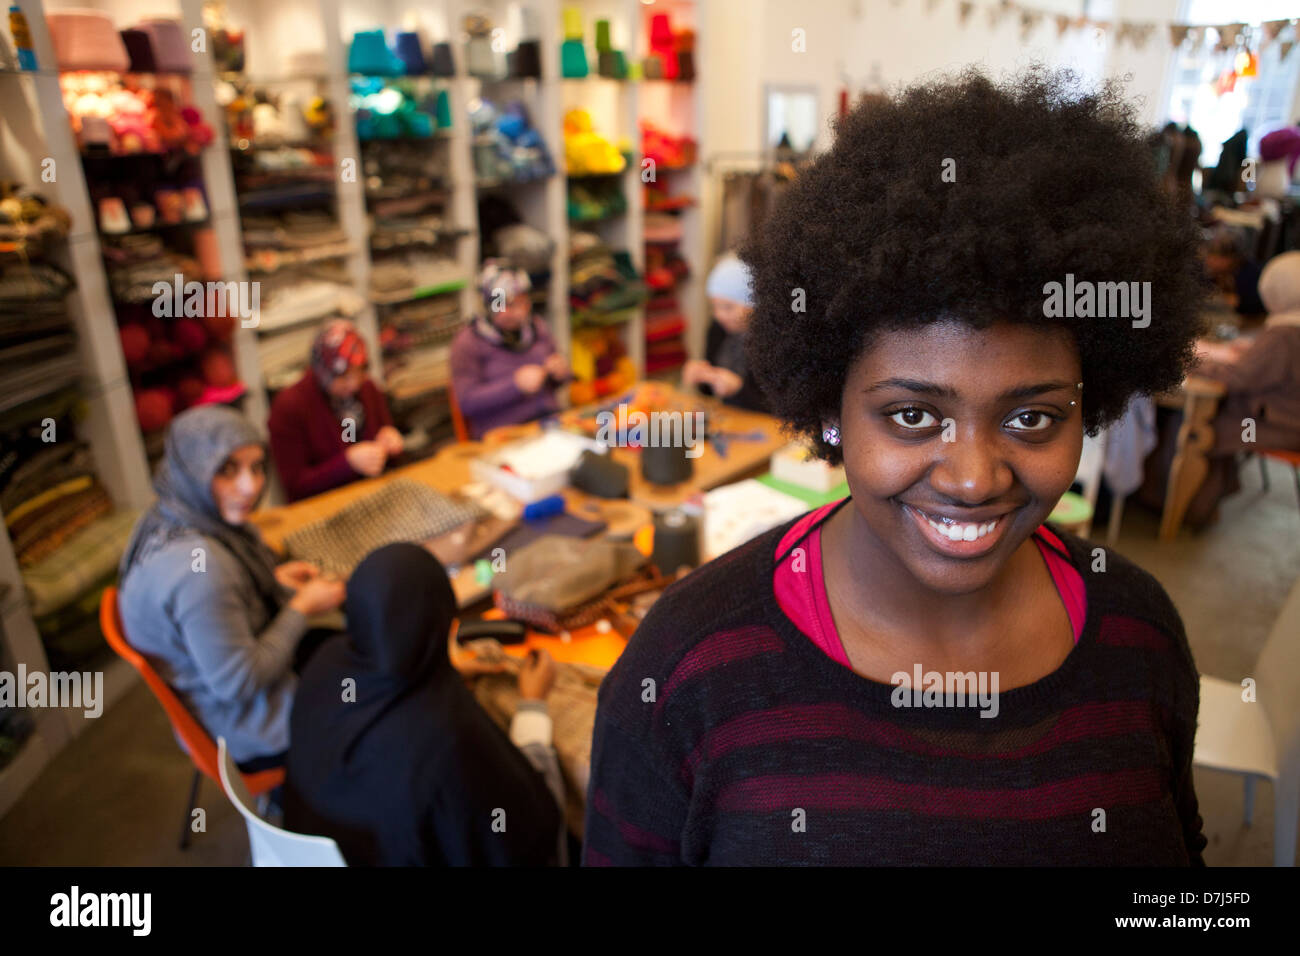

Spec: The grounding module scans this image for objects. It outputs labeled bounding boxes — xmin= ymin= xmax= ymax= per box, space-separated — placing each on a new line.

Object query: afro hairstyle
xmin=741 ymin=66 xmax=1206 ymax=465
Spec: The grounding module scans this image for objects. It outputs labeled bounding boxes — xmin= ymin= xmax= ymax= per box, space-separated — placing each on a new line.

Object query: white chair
xmin=1193 ymin=573 xmax=1300 ymax=866
xmin=216 ymin=738 xmax=347 ymax=867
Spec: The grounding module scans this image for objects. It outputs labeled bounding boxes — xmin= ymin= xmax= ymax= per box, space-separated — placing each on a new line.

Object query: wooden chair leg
xmin=178 ymin=768 xmax=201 ymax=850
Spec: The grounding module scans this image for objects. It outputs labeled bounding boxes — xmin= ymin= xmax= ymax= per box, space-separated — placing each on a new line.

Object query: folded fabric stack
xmin=568 ymin=178 xmax=626 ymax=222
xmin=568 ymin=231 xmax=647 ymax=328
xmin=285 ymin=479 xmax=488 ymax=577
xmin=469 ymin=98 xmax=554 ymax=185
xmin=642 ymin=245 xmax=689 ymax=373
xmin=351 ymin=77 xmax=451 ymax=141
xmin=369 ymin=252 xmax=466 ymax=303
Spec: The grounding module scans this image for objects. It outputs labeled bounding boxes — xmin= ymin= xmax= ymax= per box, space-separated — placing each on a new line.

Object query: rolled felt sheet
xmin=652 ymin=509 xmax=699 ymax=575
xmin=523 ymin=494 xmax=567 ymax=521
xmin=641 ymin=441 xmax=693 ymax=486
xmin=430 ymin=42 xmax=456 ymax=77
xmin=570 ymin=449 xmax=629 ymax=498
xmin=595 ymin=19 xmax=612 ymax=52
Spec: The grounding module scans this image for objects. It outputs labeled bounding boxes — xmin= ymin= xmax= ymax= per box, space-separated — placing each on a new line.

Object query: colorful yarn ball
xmin=134 ymin=387 xmax=174 ymax=432
xmin=173 ymin=317 xmax=208 ymax=354
xmin=201 ymin=348 xmax=236 ymax=387
xmin=119 ymin=323 xmax=150 ymax=367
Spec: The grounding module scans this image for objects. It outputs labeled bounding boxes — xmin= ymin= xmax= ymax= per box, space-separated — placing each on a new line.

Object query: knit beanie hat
xmin=706 ymin=254 xmax=754 ymax=307
xmin=479 ymin=258 xmax=532 ymax=310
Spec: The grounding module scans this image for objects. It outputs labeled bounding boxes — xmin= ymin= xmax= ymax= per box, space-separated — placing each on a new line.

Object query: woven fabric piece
xmin=14 ymin=485 xmax=113 ymax=567
xmin=22 ymin=509 xmax=139 ymax=617
xmin=493 ymin=535 xmax=646 ymax=614
xmin=285 ymin=479 xmax=488 ymax=576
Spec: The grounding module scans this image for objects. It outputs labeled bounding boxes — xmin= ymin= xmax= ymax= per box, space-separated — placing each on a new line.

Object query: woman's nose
xmin=928 ymin=430 xmax=1013 ymax=504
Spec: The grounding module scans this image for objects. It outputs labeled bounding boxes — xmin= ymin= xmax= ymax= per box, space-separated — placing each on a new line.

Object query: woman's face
xmin=838 ymin=318 xmax=1083 ymax=596
xmin=491 ymin=294 xmax=532 ymax=331
xmin=210 ymin=444 xmax=267 ymax=525
xmin=327 ymin=366 xmax=367 ymax=398
xmin=711 ymin=297 xmax=753 ymax=335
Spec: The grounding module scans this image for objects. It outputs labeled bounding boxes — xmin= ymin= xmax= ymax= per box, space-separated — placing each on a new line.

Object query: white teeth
xmin=921 ymin=510 xmax=1000 ymax=542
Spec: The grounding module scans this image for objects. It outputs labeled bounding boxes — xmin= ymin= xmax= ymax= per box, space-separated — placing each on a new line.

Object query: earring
xmin=822 ymin=424 xmax=841 ymax=446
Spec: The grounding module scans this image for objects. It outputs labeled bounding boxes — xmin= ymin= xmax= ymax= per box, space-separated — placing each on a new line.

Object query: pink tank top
xmin=773 ymin=501 xmax=1087 ymax=669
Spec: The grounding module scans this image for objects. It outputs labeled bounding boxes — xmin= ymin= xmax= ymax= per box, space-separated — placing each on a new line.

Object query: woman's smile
xmin=899 ymin=501 xmax=1019 ymax=558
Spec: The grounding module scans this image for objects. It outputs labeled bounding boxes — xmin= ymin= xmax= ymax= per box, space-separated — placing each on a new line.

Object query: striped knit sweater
xmin=583 ymin=516 xmax=1207 ymax=866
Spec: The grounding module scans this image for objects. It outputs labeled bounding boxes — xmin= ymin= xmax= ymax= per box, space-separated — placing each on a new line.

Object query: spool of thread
xmin=510 ymin=39 xmax=541 ymax=78
xmin=430 ymin=42 xmax=455 ymax=77
xmin=594 ymin=19 xmax=612 ymax=52
xmin=652 ymin=509 xmax=699 ymax=575
xmin=641 ymin=442 xmax=693 ymax=486
xmin=570 ymin=449 xmax=628 ymax=498
xmin=523 ymin=494 xmax=566 ymax=521
xmin=562 ymin=7 xmax=583 ymax=40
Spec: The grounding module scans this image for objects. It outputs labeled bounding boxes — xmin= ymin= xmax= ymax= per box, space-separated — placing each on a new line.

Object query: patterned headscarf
xmin=474 ymin=259 xmax=535 ymax=352
xmin=310 ymin=320 xmax=369 ymax=431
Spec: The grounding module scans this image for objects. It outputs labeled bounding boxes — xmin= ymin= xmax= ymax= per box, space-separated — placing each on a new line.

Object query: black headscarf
xmin=283 ymin=543 xmax=561 ymax=866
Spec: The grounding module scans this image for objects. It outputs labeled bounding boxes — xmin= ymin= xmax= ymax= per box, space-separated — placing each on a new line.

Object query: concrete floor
xmin=1 ymin=459 xmax=1297 ymax=866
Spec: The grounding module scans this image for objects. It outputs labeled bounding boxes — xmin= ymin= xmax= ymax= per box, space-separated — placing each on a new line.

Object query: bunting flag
xmin=903 ymin=1 xmax=1296 ymax=54
xmin=1262 ymin=20 xmax=1289 ymax=43
xmin=1019 ymin=10 xmax=1042 ymax=40
xmin=1215 ymin=23 xmax=1244 ymax=51
xmin=1282 ymin=40 xmax=1296 ymax=61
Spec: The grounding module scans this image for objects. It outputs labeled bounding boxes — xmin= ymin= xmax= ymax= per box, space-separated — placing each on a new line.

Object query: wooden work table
xmin=250 ymin=382 xmax=789 ymax=605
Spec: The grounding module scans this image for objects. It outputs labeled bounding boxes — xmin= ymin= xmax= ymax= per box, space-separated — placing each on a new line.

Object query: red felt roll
xmin=173 ymin=317 xmax=208 ymax=354
xmin=134 ymin=387 xmax=174 ymax=432
xmin=119 ymin=323 xmax=150 ymax=367
xmin=201 ymin=348 xmax=236 ymax=387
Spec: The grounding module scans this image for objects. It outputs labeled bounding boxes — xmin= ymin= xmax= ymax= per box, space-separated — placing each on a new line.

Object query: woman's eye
xmin=888 ymin=407 xmax=939 ymax=429
xmin=1005 ymin=410 xmax=1056 ymax=432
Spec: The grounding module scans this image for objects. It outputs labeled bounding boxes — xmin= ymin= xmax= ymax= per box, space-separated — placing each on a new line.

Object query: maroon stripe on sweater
xmin=683 ymin=700 xmax=1157 ymax=776
xmin=1096 ymin=614 xmax=1174 ymax=650
xmin=591 ymin=787 xmax=680 ymax=855
xmin=714 ymin=767 xmax=1165 ymax=818
xmin=658 ymin=625 xmax=785 ymax=710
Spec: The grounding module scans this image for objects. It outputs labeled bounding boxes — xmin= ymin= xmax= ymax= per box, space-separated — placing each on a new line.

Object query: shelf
xmin=370 ymin=278 xmax=469 ymax=306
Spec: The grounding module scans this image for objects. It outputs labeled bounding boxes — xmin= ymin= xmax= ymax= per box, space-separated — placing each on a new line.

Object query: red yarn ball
xmin=173 ymin=318 xmax=208 ymax=354
xmin=134 ymin=388 xmax=174 ymax=432
xmin=202 ymin=311 xmax=235 ymax=342
xmin=119 ymin=324 xmax=150 ymax=368
xmin=148 ymin=340 xmax=180 ymax=367
xmin=201 ymin=348 xmax=236 ymax=387
xmin=175 ymin=374 xmax=205 ymax=408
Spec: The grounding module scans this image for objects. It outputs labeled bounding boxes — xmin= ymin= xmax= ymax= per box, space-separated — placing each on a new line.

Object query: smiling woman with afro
xmin=583 ymin=67 xmax=1209 ymax=867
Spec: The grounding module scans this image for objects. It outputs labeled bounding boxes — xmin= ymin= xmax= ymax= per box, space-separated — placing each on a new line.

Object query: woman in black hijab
xmin=283 ymin=543 xmax=565 ymax=865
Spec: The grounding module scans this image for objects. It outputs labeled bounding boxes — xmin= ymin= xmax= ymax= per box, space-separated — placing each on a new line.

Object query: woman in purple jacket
xmin=450 ymin=261 xmax=572 ymax=439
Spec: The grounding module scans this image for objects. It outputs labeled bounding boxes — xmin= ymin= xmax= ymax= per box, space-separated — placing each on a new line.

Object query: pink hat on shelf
xmin=135 ymin=18 xmax=191 ymax=73
xmin=46 ymin=10 xmax=131 ymax=72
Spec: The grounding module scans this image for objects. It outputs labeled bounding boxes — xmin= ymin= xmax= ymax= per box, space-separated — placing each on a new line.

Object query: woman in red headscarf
xmin=268 ymin=320 xmax=403 ymax=502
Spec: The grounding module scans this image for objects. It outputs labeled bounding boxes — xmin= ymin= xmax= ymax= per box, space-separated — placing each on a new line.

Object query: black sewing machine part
xmin=455 ymin=619 xmax=529 ymax=645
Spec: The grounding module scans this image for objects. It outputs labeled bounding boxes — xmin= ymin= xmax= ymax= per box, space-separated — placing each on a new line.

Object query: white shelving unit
xmin=0 ymin=0 xmax=710 ymax=814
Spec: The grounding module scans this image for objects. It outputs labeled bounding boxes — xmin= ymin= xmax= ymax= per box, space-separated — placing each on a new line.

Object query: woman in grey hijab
xmin=118 ymin=405 xmax=345 ymax=769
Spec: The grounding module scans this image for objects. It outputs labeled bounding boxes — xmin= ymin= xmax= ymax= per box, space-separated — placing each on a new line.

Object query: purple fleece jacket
xmin=449 ymin=317 xmax=568 ymax=438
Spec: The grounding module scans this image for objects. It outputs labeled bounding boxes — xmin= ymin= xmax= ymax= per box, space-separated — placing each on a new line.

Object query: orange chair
xmin=1257 ymin=449 xmax=1300 ymax=514
xmin=446 ymin=379 xmax=470 ymax=443
xmin=99 ymin=587 xmax=285 ymax=850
